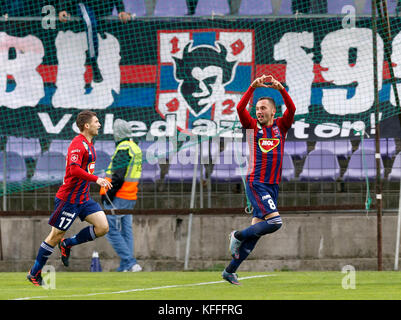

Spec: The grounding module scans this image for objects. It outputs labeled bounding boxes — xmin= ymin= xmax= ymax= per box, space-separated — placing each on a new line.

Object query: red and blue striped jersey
xmin=56 ymin=134 xmax=98 ymax=204
xmin=237 ymin=86 xmax=296 ymax=185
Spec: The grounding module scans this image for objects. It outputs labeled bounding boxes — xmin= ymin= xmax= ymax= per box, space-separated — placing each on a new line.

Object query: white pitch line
xmin=14 ymin=274 xmax=275 ymax=300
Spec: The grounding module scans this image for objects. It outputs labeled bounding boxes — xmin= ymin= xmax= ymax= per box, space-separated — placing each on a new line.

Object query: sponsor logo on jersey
xmin=71 ymin=154 xmax=79 ymax=162
xmin=258 ymin=138 xmax=280 ymax=153
xmin=87 ymin=161 xmax=95 ymax=174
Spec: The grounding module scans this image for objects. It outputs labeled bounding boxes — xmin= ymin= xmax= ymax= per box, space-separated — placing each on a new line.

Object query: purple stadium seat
xmin=389 ymin=151 xmax=401 ymax=181
xmin=48 ymin=139 xmax=70 ymax=156
xmin=94 ymin=150 xmax=111 ymax=177
xmin=141 ymin=161 xmax=161 ymax=182
xmin=124 ymin=0 xmax=146 ymax=16
xmin=342 ymin=149 xmax=384 ymax=182
xmin=164 ymin=163 xmax=204 ymax=182
xmin=175 ymin=141 xmax=202 ymax=165
xmin=113 ymin=0 xmax=146 ymax=16
xmin=31 ymin=151 xmax=66 ymax=182
xmin=314 ymin=139 xmax=352 ymax=159
xmin=200 ymin=139 xmax=221 ymax=163
xmin=284 ymin=141 xmax=308 ymax=159
xmin=223 ymin=141 xmax=249 ymax=166
xmin=357 ymin=138 xmax=396 ymax=159
xmin=385 ymin=138 xmax=396 ymax=159
xmin=279 ymin=0 xmax=293 ymax=14
xmin=299 ymin=149 xmax=340 ymax=181
xmin=140 ymin=139 xmax=175 ymax=165
xmin=94 ymin=140 xmax=115 ymax=157
xmin=194 ymin=0 xmax=230 ymax=15
xmin=173 ymin=139 xmax=224 ymax=165
xmin=239 ymin=0 xmax=273 ymax=15
xmin=154 ymin=0 xmax=189 ymax=16
xmin=364 ymin=0 xmax=397 ymax=14
xmin=327 ymin=0 xmax=355 ymax=14
xmin=0 ymin=151 xmax=27 ymax=183
xmin=282 ymin=152 xmax=295 ymax=181
xmin=138 ymin=140 xmax=153 ymax=153
xmin=6 ymin=136 xmax=41 ymax=159
xmin=210 ymin=154 xmax=247 ymax=182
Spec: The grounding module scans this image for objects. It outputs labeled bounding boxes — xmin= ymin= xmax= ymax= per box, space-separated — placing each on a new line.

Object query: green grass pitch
xmin=1 ymin=271 xmax=401 ymax=300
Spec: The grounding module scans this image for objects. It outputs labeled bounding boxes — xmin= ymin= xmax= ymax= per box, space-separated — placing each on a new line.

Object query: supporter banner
xmin=0 ymin=17 xmax=400 ymax=140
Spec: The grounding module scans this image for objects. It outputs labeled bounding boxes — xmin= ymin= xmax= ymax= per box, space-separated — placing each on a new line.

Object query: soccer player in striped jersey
xmin=222 ymin=75 xmax=296 ymax=285
xmin=27 ymin=110 xmax=112 ymax=286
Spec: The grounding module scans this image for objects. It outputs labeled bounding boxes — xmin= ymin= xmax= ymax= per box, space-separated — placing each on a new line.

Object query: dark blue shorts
xmin=246 ymin=182 xmax=279 ymax=219
xmin=48 ymin=197 xmax=103 ymax=231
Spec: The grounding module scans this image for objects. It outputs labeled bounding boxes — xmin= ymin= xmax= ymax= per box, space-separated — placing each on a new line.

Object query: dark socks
xmin=235 ymin=216 xmax=282 ymax=240
xmin=226 ymin=216 xmax=283 ymax=274
xmin=64 ymin=226 xmax=96 ymax=247
xmin=30 ymin=241 xmax=54 ymax=276
xmin=226 ymin=236 xmax=260 ymax=273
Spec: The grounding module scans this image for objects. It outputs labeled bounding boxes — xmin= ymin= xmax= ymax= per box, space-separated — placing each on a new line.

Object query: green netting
xmin=0 ymin=0 xmax=400 ymax=197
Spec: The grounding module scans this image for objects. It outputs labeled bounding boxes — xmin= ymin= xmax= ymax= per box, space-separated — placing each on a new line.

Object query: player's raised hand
xmin=96 ymin=178 xmax=113 ymax=189
xmin=251 ymin=75 xmax=271 ymax=88
xmin=266 ymin=75 xmax=284 ymax=91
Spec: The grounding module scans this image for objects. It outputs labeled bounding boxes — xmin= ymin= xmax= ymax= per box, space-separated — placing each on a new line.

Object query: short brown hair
xmin=257 ymin=97 xmax=276 ymax=110
xmin=76 ymin=110 xmax=97 ymax=132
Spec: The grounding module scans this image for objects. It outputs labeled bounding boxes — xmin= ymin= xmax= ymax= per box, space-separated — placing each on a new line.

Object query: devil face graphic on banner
xmin=157 ymin=29 xmax=254 ymax=135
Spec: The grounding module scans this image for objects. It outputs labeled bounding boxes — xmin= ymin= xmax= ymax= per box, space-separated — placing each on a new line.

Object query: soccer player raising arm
xmin=222 ymin=75 xmax=296 ymax=285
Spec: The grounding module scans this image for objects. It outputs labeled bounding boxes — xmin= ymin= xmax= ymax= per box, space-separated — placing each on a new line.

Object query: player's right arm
xmin=237 ymin=86 xmax=257 ymax=129
xmin=69 ymin=165 xmax=111 ymax=187
xmin=96 ymin=177 xmax=113 ymax=189
xmin=67 ymin=143 xmax=111 ymax=189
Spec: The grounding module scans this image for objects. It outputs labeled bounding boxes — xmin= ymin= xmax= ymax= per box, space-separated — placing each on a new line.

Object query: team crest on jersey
xmin=70 ymin=154 xmax=78 ymax=162
xmin=87 ymin=161 xmax=95 ymax=174
xmin=258 ymin=138 xmax=280 ymax=153
xmin=157 ymin=29 xmax=254 ymax=134
xmin=272 ymin=125 xmax=281 ymax=138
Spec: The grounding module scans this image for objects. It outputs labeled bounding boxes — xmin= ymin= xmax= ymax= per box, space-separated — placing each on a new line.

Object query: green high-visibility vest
xmin=105 ymin=139 xmax=142 ymax=181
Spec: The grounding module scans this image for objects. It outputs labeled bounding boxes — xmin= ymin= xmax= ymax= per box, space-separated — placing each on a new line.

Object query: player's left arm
xmin=68 ymin=143 xmax=98 ymax=182
xmin=266 ymin=75 xmax=296 ymax=132
xmin=278 ymin=88 xmax=296 ymax=132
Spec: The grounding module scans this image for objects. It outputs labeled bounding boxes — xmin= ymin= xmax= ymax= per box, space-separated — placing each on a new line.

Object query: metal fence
xmin=2 ymin=137 xmax=401 ymax=212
